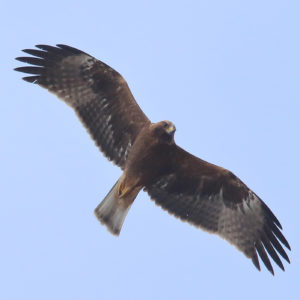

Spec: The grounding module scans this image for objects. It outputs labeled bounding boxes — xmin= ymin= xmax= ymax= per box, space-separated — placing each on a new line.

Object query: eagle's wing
xmin=144 ymin=146 xmax=290 ymax=274
xmin=15 ymin=44 xmax=150 ymax=168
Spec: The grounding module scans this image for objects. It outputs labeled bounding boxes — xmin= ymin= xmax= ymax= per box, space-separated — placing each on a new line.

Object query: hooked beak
xmin=166 ymin=125 xmax=176 ymax=135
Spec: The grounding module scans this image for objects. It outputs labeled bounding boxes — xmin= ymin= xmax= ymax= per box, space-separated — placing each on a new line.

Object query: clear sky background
xmin=1 ymin=1 xmax=299 ymax=299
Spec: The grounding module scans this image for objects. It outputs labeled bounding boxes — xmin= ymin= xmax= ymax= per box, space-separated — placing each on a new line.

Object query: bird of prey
xmin=15 ymin=44 xmax=290 ymax=275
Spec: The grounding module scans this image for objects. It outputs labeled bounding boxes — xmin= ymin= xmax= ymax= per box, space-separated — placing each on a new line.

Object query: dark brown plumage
xmin=15 ymin=44 xmax=290 ymax=275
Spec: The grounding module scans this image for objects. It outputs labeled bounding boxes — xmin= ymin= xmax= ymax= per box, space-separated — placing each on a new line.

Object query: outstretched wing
xmin=15 ymin=44 xmax=150 ymax=168
xmin=144 ymin=146 xmax=291 ymax=274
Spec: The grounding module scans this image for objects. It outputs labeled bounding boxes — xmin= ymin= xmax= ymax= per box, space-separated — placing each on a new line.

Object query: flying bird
xmin=15 ymin=44 xmax=290 ymax=275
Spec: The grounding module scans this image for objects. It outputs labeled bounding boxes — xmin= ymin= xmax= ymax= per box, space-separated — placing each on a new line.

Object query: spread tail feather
xmin=94 ymin=179 xmax=132 ymax=236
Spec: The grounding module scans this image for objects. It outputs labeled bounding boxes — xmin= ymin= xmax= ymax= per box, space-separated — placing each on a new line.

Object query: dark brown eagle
xmin=15 ymin=44 xmax=290 ymax=275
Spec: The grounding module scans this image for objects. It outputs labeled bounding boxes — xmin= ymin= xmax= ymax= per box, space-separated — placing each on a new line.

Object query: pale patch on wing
xmin=217 ymin=191 xmax=264 ymax=252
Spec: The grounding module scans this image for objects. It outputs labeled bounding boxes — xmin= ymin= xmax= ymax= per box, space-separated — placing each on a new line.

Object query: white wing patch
xmin=218 ymin=191 xmax=264 ymax=253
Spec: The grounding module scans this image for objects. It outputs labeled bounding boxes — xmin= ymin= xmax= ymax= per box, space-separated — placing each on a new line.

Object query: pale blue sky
xmin=1 ymin=1 xmax=299 ymax=299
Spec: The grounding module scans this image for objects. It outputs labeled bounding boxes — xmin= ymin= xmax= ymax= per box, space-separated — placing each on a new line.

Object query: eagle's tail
xmin=94 ymin=177 xmax=137 ymax=236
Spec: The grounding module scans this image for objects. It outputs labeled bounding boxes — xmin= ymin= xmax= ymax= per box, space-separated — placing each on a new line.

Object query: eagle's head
xmin=152 ymin=120 xmax=176 ymax=144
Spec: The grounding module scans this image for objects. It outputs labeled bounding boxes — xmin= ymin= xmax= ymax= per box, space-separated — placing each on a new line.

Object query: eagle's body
xmin=15 ymin=44 xmax=291 ymax=275
xmin=95 ymin=121 xmax=177 ymax=234
xmin=124 ymin=122 xmax=174 ymax=185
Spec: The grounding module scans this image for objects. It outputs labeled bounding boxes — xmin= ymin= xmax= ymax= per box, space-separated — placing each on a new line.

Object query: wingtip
xmin=22 ymin=76 xmax=40 ymax=83
xmin=56 ymin=44 xmax=87 ymax=55
xmin=35 ymin=44 xmax=50 ymax=49
xmin=14 ymin=67 xmax=40 ymax=83
xmin=285 ymin=241 xmax=291 ymax=252
xmin=35 ymin=44 xmax=60 ymax=52
xmin=14 ymin=66 xmax=23 ymax=72
xmin=251 ymin=254 xmax=261 ymax=272
xmin=285 ymin=255 xmax=291 ymax=264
